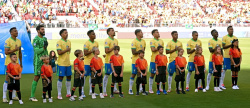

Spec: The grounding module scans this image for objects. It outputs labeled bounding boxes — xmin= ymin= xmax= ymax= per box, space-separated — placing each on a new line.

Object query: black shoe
xmin=136 ymin=92 xmax=139 ymax=96
xmin=119 ymin=94 xmax=124 ymax=98
xmin=177 ymin=90 xmax=180 ymax=94
xmin=110 ymin=94 xmax=114 ymax=98
xmin=142 ymin=92 xmax=148 ymax=95
xmin=182 ymin=91 xmax=186 ymax=94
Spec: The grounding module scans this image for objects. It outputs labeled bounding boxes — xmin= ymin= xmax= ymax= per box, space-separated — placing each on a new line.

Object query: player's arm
xmin=105 ymin=47 xmax=115 ymax=54
xmin=57 ymin=48 xmax=70 ymax=55
xmin=33 ymin=39 xmax=45 ymax=54
xmin=121 ymin=63 xmax=124 ymax=75
xmin=166 ymin=49 xmax=176 ymax=54
xmin=132 ymin=49 xmax=141 ymax=55
xmin=74 ymin=66 xmax=82 ymax=76
xmin=7 ymin=72 xmax=15 ymax=79
xmin=18 ymin=70 xmax=22 ymax=79
xmin=100 ymin=66 xmax=103 ymax=75
xmin=194 ymin=64 xmax=199 ymax=74
xmin=91 ymin=67 xmax=97 ymax=73
xmin=137 ymin=67 xmax=142 ymax=74
xmin=19 ymin=47 xmax=22 ymax=67
xmin=144 ymin=66 xmax=148 ymax=76
xmin=222 ymin=43 xmax=231 ymax=49
xmin=84 ymin=49 xmax=92 ymax=56
xmin=151 ymin=46 xmax=158 ymax=52
xmin=111 ymin=63 xmax=116 ymax=74
xmin=212 ymin=62 xmax=217 ymax=72
xmin=230 ymin=55 xmax=235 ymax=66
xmin=238 ymin=55 xmax=242 ymax=67
xmin=187 ymin=49 xmax=195 ymax=54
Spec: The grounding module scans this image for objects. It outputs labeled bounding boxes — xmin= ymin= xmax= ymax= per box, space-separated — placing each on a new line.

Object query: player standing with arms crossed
xmin=165 ymin=31 xmax=183 ymax=92
xmin=128 ymin=29 xmax=146 ymax=95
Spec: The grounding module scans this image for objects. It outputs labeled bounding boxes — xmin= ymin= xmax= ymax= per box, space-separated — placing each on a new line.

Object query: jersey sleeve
xmin=180 ymin=42 xmax=183 ymax=48
xmin=90 ymin=58 xmax=94 ymax=68
xmin=84 ymin=42 xmax=89 ymax=50
xmin=199 ymin=41 xmax=202 ymax=47
xmin=222 ymin=36 xmax=226 ymax=44
xmin=208 ymin=40 xmax=212 ymax=48
xmin=187 ymin=41 xmax=191 ymax=49
xmin=18 ymin=64 xmax=22 ymax=73
xmin=150 ymin=40 xmax=154 ymax=47
xmin=135 ymin=59 xmax=139 ymax=67
xmin=33 ymin=38 xmax=44 ymax=54
xmin=56 ymin=41 xmax=62 ymax=50
xmin=239 ymin=49 xmax=242 ymax=56
xmin=74 ymin=59 xmax=79 ymax=68
xmin=184 ymin=57 xmax=187 ymax=65
xmin=6 ymin=64 xmax=11 ymax=73
xmin=166 ymin=42 xmax=171 ymax=50
xmin=41 ymin=65 xmax=45 ymax=76
xmin=166 ymin=56 xmax=168 ymax=63
xmin=131 ymin=41 xmax=136 ymax=49
xmin=99 ymin=58 xmax=104 ymax=67
xmin=104 ymin=39 xmax=109 ymax=48
xmin=145 ymin=60 xmax=148 ymax=67
xmin=121 ymin=56 xmax=124 ymax=64
xmin=229 ymin=48 xmax=233 ymax=55
xmin=175 ymin=57 xmax=178 ymax=65
xmin=109 ymin=55 xmax=114 ymax=63
xmin=194 ymin=56 xmax=197 ymax=64
xmin=212 ymin=54 xmax=215 ymax=62
xmin=155 ymin=55 xmax=159 ymax=64
xmin=143 ymin=40 xmax=146 ymax=49
xmin=4 ymin=39 xmax=10 ymax=48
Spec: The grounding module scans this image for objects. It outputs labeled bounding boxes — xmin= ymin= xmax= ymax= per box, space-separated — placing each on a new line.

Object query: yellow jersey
xmin=150 ymin=38 xmax=164 ymax=62
xmin=187 ymin=39 xmax=202 ymax=62
xmin=56 ymin=39 xmax=71 ymax=66
xmin=104 ymin=37 xmax=118 ymax=63
xmin=131 ymin=38 xmax=146 ymax=64
xmin=166 ymin=40 xmax=183 ymax=63
xmin=84 ymin=40 xmax=99 ymax=65
xmin=208 ymin=38 xmax=223 ymax=61
xmin=222 ymin=35 xmax=237 ymax=58
xmin=4 ymin=37 xmax=21 ymax=65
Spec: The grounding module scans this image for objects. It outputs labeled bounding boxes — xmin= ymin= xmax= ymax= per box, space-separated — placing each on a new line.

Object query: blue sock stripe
xmin=58 ymin=79 xmax=63 ymax=82
xmin=130 ymin=77 xmax=134 ymax=80
xmin=150 ymin=77 xmax=154 ymax=79
xmin=66 ymin=79 xmax=71 ymax=81
xmin=4 ymin=81 xmax=8 ymax=83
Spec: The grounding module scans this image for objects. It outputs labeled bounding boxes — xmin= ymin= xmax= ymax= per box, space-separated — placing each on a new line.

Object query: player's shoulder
xmin=197 ymin=39 xmax=202 ymax=43
xmin=67 ymin=40 xmax=71 ymax=43
xmin=104 ymin=38 xmax=109 ymax=42
xmin=233 ymin=35 xmax=238 ymax=39
xmin=5 ymin=38 xmax=11 ymax=43
xmin=16 ymin=38 xmax=21 ymax=43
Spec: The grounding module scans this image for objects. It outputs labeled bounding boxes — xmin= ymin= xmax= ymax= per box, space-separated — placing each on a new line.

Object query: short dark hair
xmin=107 ymin=28 xmax=114 ymax=35
xmin=171 ymin=31 xmax=177 ymax=35
xmin=74 ymin=49 xmax=82 ymax=57
xmin=138 ymin=50 xmax=144 ymax=54
xmin=157 ymin=45 xmax=163 ymax=50
xmin=36 ymin=25 xmax=44 ymax=31
xmin=227 ymin=26 xmax=233 ymax=30
xmin=151 ymin=29 xmax=158 ymax=35
xmin=59 ymin=29 xmax=67 ymax=36
xmin=114 ymin=46 xmax=120 ymax=51
xmin=135 ymin=29 xmax=142 ymax=35
xmin=10 ymin=53 xmax=16 ymax=58
xmin=87 ymin=30 xmax=94 ymax=36
xmin=9 ymin=27 xmax=17 ymax=33
xmin=192 ymin=31 xmax=198 ymax=35
xmin=211 ymin=29 xmax=217 ymax=35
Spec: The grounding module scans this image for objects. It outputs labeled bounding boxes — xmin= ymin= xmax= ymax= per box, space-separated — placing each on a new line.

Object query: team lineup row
xmin=2 ymin=25 xmax=242 ymax=105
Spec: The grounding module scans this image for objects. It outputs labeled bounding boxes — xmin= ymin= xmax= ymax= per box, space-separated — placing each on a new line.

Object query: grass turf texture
xmin=1 ymin=38 xmax=250 ymax=107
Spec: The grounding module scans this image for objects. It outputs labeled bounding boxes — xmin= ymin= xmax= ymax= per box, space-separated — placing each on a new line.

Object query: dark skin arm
xmin=223 ymin=43 xmax=231 ymax=49
xmin=105 ymin=47 xmax=115 ymax=54
xmin=132 ymin=47 xmax=145 ymax=55
xmin=187 ymin=49 xmax=196 ymax=54
xmin=151 ymin=47 xmax=158 ymax=52
xmin=84 ymin=49 xmax=92 ymax=56
xmin=4 ymin=45 xmax=19 ymax=55
xmin=57 ymin=47 xmax=70 ymax=55
xmin=166 ymin=47 xmax=178 ymax=54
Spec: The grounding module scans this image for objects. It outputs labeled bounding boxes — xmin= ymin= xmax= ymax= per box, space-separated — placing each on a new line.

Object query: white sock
xmin=12 ymin=90 xmax=16 ymax=98
xmin=198 ymin=79 xmax=201 ymax=87
xmin=220 ymin=70 xmax=226 ymax=87
xmin=186 ymin=72 xmax=191 ymax=88
xmin=57 ymin=81 xmax=62 ymax=96
xmin=114 ymin=83 xmax=118 ymax=91
xmin=129 ymin=79 xmax=134 ymax=90
xmin=3 ymin=82 xmax=7 ymax=99
xmin=140 ymin=84 xmax=142 ymax=91
xmin=103 ymin=75 xmax=109 ymax=93
xmin=159 ymin=82 xmax=162 ymax=90
xmin=66 ymin=81 xmax=71 ymax=95
xmin=168 ymin=76 xmax=172 ymax=90
xmin=89 ymin=78 xmax=92 ymax=93
xmin=149 ymin=77 xmax=153 ymax=91
xmin=82 ymin=76 xmax=87 ymax=95
xmin=206 ymin=73 xmax=212 ymax=87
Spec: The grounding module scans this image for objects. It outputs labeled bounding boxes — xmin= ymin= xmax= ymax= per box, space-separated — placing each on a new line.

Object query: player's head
xmin=107 ymin=28 xmax=115 ymax=37
xmin=36 ymin=25 xmax=45 ymax=36
xmin=211 ymin=29 xmax=218 ymax=38
xmin=227 ymin=26 xmax=233 ymax=35
xmin=138 ymin=50 xmax=144 ymax=58
xmin=10 ymin=53 xmax=17 ymax=63
xmin=231 ymin=39 xmax=240 ymax=51
xmin=9 ymin=27 xmax=18 ymax=37
xmin=171 ymin=31 xmax=178 ymax=40
xmin=214 ymin=46 xmax=221 ymax=54
xmin=59 ymin=29 xmax=68 ymax=39
xmin=92 ymin=47 xmax=100 ymax=55
xmin=192 ymin=31 xmax=198 ymax=40
xmin=87 ymin=30 xmax=96 ymax=40
xmin=114 ymin=46 xmax=120 ymax=55
xmin=135 ymin=29 xmax=143 ymax=38
xmin=195 ymin=46 xmax=202 ymax=55
xmin=157 ymin=45 xmax=164 ymax=54
xmin=74 ymin=49 xmax=83 ymax=58
xmin=40 ymin=55 xmax=49 ymax=64
xmin=49 ymin=50 xmax=57 ymax=60
xmin=177 ymin=48 xmax=184 ymax=56
xmin=152 ymin=29 xmax=159 ymax=38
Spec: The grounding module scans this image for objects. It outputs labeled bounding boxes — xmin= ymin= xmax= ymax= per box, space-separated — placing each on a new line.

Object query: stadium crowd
xmin=0 ymin=0 xmax=250 ymax=27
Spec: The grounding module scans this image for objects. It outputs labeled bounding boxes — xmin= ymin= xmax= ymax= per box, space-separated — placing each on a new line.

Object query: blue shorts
xmin=187 ymin=62 xmax=195 ymax=72
xmin=132 ymin=64 xmax=137 ymax=75
xmin=84 ymin=65 xmax=91 ymax=76
xmin=105 ymin=63 xmax=112 ymax=75
xmin=167 ymin=61 xmax=176 ymax=76
xmin=223 ymin=58 xmax=231 ymax=70
xmin=57 ymin=65 xmax=72 ymax=77
xmin=149 ymin=62 xmax=156 ymax=74
xmin=4 ymin=65 xmax=7 ymax=75
xmin=209 ymin=62 xmax=213 ymax=74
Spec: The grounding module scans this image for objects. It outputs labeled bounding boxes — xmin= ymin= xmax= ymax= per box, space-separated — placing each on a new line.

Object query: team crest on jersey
xmin=84 ymin=44 xmax=86 ymax=47
xmin=158 ymin=44 xmax=160 ymax=46
xmin=57 ymin=44 xmax=59 ymax=47
xmin=208 ymin=43 xmax=210 ymax=45
xmin=216 ymin=44 xmax=219 ymax=46
xmin=150 ymin=42 xmax=152 ymax=45
xmin=231 ymin=40 xmax=233 ymax=43
xmin=131 ymin=43 xmax=133 ymax=46
xmin=187 ymin=44 xmax=188 ymax=46
xmin=140 ymin=45 xmax=142 ymax=48
xmin=4 ymin=43 xmax=7 ymax=46
xmin=105 ymin=42 xmax=108 ymax=45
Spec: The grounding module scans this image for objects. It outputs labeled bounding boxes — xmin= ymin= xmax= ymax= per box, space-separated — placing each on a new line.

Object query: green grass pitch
xmin=0 ymin=38 xmax=250 ymax=107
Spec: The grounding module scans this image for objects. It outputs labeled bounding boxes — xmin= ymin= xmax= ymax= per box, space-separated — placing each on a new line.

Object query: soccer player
xmin=194 ymin=47 xmax=206 ymax=93
xmin=212 ymin=46 xmax=223 ymax=92
xmin=6 ymin=53 xmax=23 ymax=105
xmin=229 ymin=39 xmax=242 ymax=89
xmin=103 ymin=28 xmax=119 ymax=97
xmin=110 ymin=46 xmax=124 ymax=98
xmin=40 ymin=55 xmax=53 ymax=103
xmin=83 ymin=30 xmax=99 ymax=96
xmin=175 ymin=48 xmax=187 ymax=94
xmin=128 ymin=29 xmax=146 ymax=95
xmin=149 ymin=29 xmax=164 ymax=94
xmin=221 ymin=26 xmax=238 ymax=89
xmin=3 ymin=27 xmax=21 ymax=103
xmin=155 ymin=46 xmax=168 ymax=95
xmin=135 ymin=50 xmax=148 ymax=96
xmin=90 ymin=47 xmax=104 ymax=99
xmin=165 ymin=31 xmax=183 ymax=92
xmin=30 ymin=25 xmax=48 ymax=101
xmin=56 ymin=29 xmax=72 ymax=99
xmin=206 ymin=29 xmax=223 ymax=91
xmin=69 ymin=50 xmax=85 ymax=101
xmin=186 ymin=31 xmax=202 ymax=91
